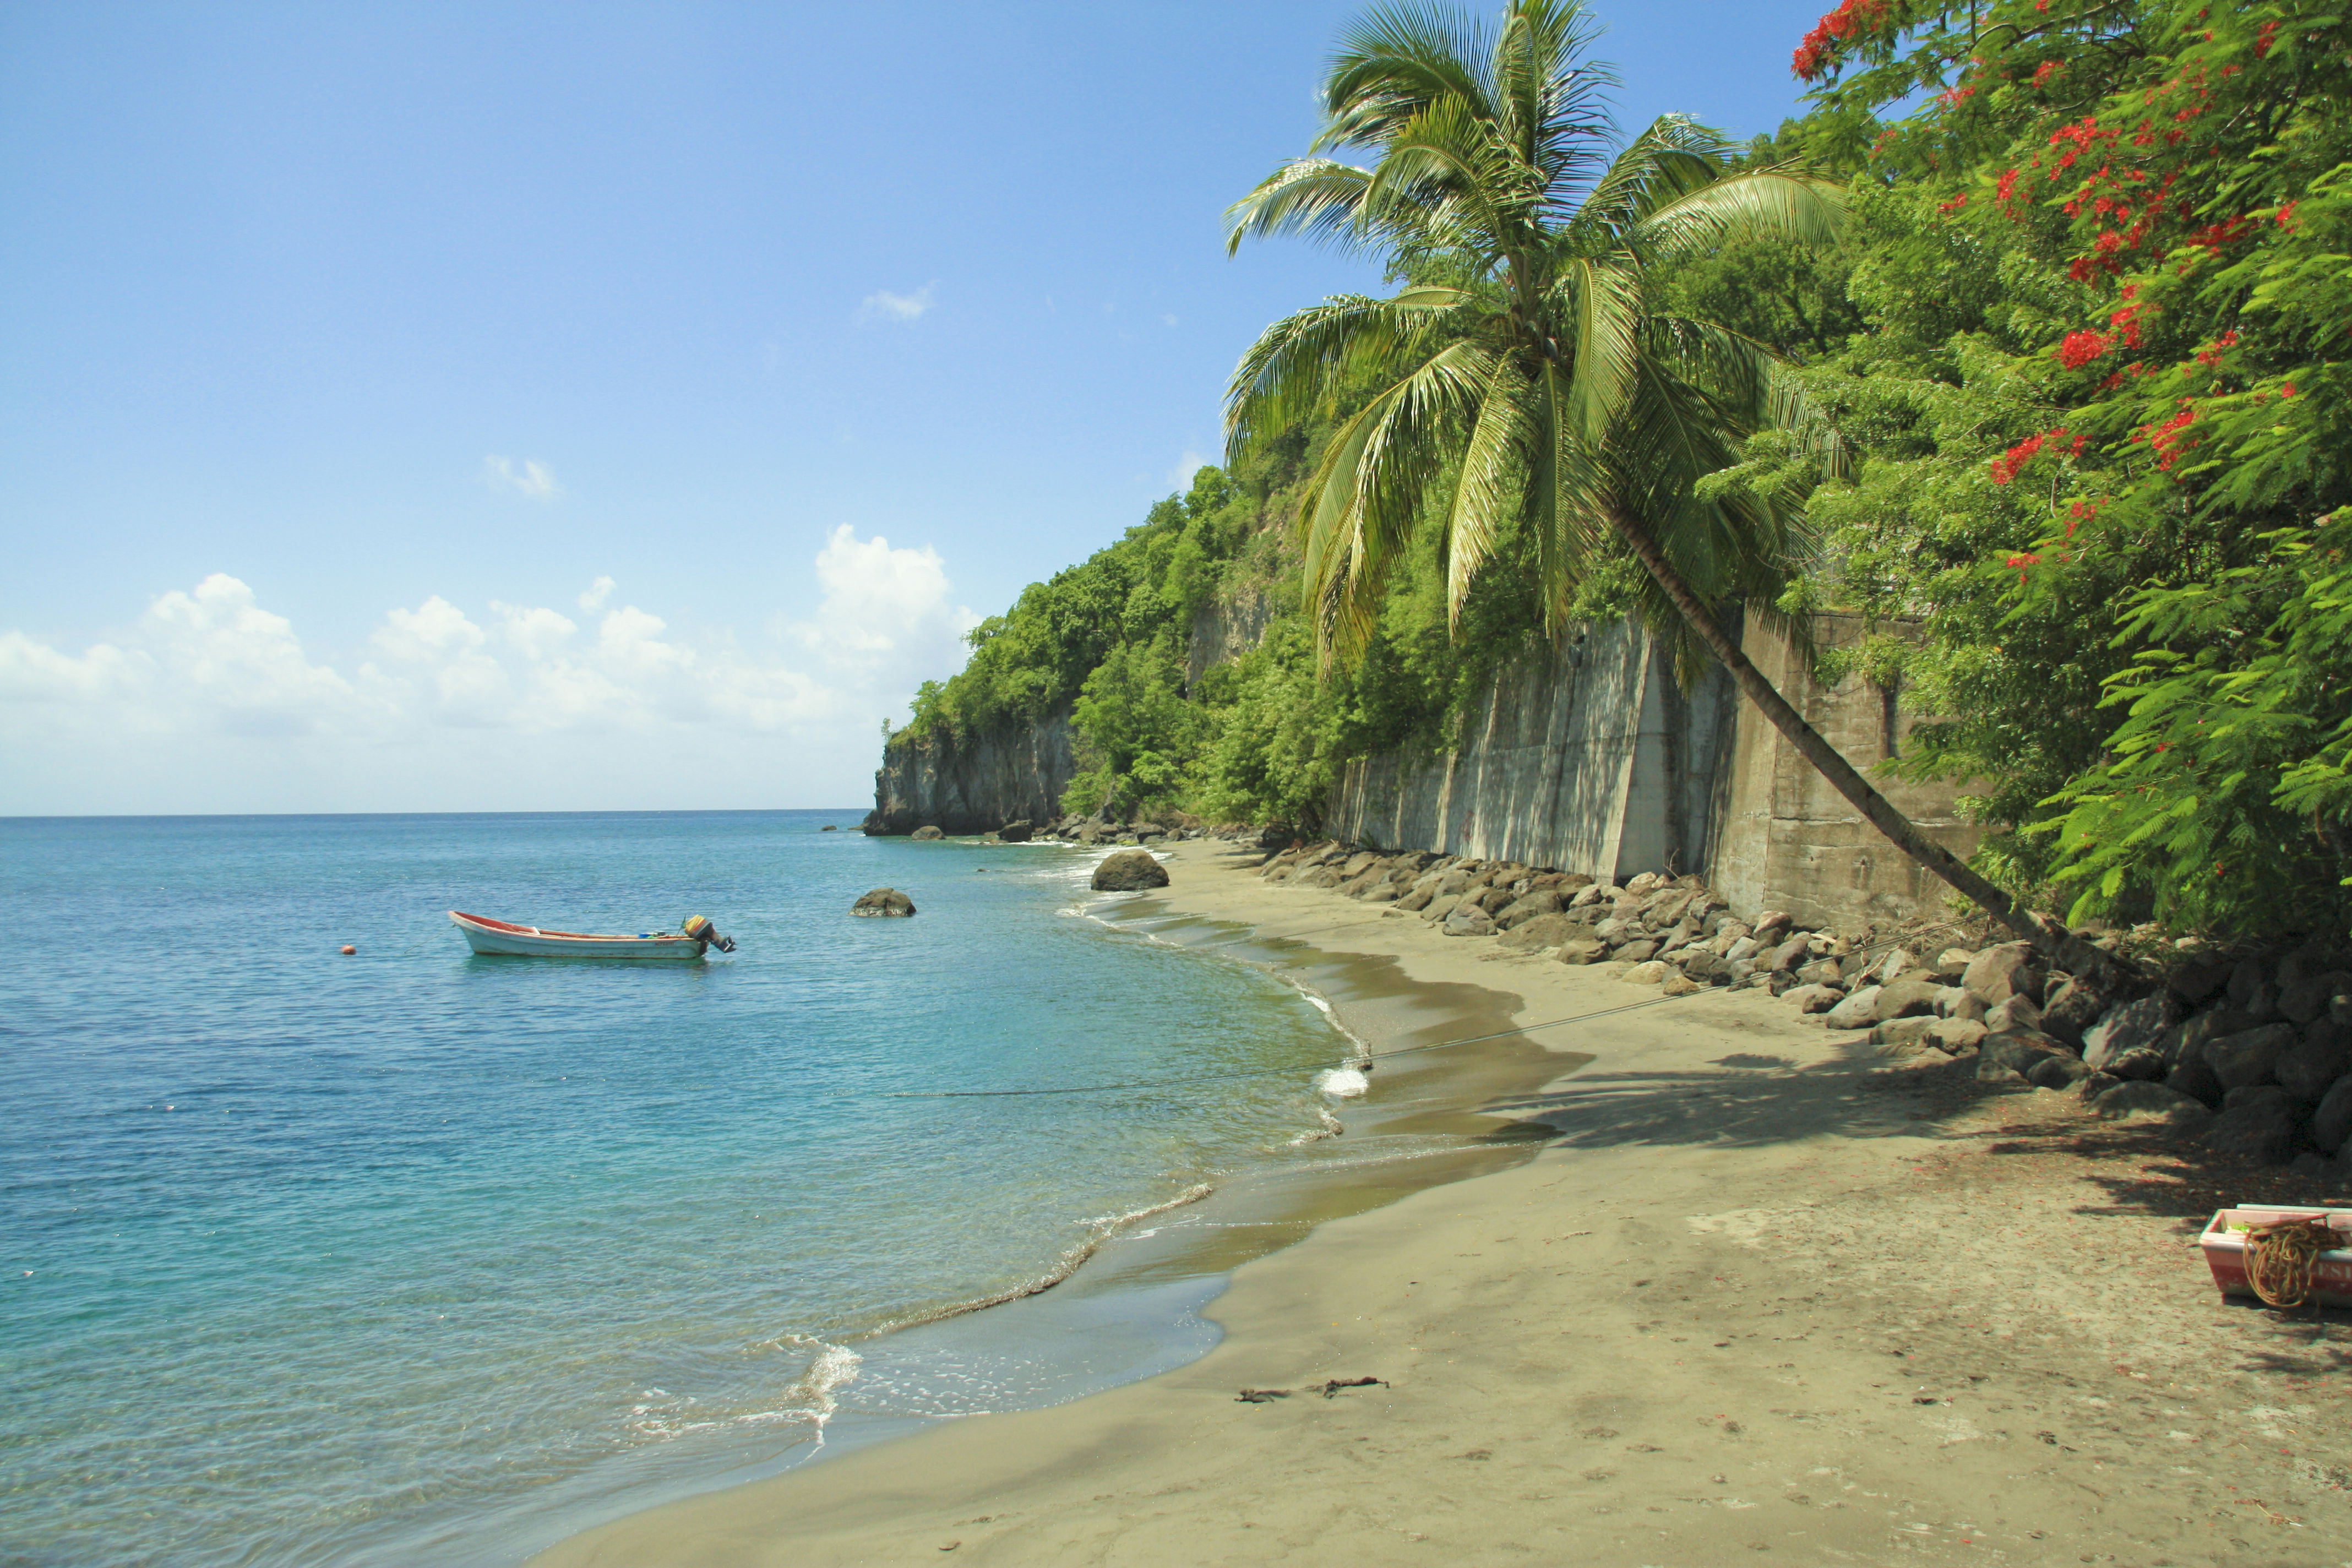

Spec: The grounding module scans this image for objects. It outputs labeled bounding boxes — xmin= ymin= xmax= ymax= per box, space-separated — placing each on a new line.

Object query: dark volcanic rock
xmin=1963 ymin=943 xmax=2043 ymax=1008
xmin=851 ymin=888 xmax=917 ymax=918
xmin=2199 ymin=1086 xmax=2305 ymax=1164
xmin=997 ymin=819 xmax=1033 ymax=843
xmin=2166 ymin=1057 xmax=2226 ymax=1107
xmin=1092 ymin=850 xmax=1169 ymax=892
xmin=1444 ymin=904 xmax=1497 ymax=938
xmin=1874 ymin=979 xmax=1946 ymax=1023
xmin=2311 ymin=1074 xmax=2352 ymax=1156
xmin=2277 ymin=1023 xmax=2351 ymax=1103
xmin=2089 ymin=1080 xmax=2213 ymax=1131
xmin=2205 ymin=1023 xmax=2298 ymax=1091
xmin=2082 ymin=993 xmax=2182 ymax=1071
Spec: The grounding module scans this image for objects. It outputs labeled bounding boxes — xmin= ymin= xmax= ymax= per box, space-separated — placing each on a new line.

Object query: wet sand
xmin=536 ymin=839 xmax=2352 ymax=1566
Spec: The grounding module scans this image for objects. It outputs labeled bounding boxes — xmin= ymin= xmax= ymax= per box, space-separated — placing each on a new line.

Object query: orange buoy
xmin=340 ymin=945 xmax=357 ymax=956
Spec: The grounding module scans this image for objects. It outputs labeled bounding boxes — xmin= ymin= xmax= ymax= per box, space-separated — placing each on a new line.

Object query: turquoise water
xmin=0 ymin=812 xmax=1355 ymax=1566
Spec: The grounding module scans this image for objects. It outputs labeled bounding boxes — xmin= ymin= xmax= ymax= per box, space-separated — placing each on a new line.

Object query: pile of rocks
xmin=1863 ymin=943 xmax=2352 ymax=1175
xmin=1256 ymin=842 xmax=1836 ymax=995
xmin=1034 ymin=815 xmax=1213 ymax=847
xmin=1254 ymin=837 xmax=2352 ymax=1172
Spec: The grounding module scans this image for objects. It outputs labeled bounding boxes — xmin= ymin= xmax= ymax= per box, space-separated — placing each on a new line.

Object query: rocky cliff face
xmin=1183 ymin=587 xmax=1275 ymax=688
xmin=862 ymin=709 xmax=1078 ymax=836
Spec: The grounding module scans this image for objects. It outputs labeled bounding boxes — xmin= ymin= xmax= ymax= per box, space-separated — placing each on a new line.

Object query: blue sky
xmin=1 ymin=0 xmax=1828 ymax=813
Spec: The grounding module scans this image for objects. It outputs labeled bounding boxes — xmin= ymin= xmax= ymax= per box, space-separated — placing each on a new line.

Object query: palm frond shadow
xmin=1477 ymin=1039 xmax=1953 ymax=1151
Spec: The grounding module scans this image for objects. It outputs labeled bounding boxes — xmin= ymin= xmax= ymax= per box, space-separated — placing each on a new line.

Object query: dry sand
xmin=537 ymin=840 xmax=2352 ymax=1567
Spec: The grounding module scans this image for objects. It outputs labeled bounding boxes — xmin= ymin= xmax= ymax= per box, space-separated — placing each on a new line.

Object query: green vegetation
xmin=899 ymin=0 xmax=2352 ymax=948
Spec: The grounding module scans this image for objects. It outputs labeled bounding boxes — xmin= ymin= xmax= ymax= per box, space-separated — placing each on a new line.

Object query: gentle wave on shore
xmin=0 ymin=812 xmax=1360 ymax=1567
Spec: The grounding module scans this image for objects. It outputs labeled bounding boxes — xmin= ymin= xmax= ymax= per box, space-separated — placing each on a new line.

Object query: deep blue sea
xmin=0 ymin=812 xmax=1361 ymax=1567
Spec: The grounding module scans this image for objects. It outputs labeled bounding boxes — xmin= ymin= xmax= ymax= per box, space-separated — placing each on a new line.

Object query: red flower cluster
xmin=2141 ymin=405 xmax=2197 ymax=472
xmin=1792 ymin=0 xmax=1888 ymax=81
xmin=1991 ymin=428 xmax=2086 ymax=485
xmin=2192 ymin=328 xmax=2240 ymax=369
xmin=2005 ymin=551 xmax=2045 ymax=584
xmin=2057 ymin=330 xmax=2115 ymax=368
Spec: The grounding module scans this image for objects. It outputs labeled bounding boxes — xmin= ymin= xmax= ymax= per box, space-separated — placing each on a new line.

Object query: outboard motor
xmin=682 ymin=915 xmax=735 ymax=954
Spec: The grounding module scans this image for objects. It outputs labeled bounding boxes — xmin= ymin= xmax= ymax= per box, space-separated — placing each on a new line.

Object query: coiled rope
xmin=2243 ymin=1218 xmax=2342 ymax=1309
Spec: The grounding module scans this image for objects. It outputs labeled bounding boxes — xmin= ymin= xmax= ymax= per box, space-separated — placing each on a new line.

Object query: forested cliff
xmin=874 ymin=0 xmax=2352 ymax=949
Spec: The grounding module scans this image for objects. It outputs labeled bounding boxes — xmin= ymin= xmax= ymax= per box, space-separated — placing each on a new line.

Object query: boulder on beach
xmin=911 ymin=825 xmax=945 ymax=841
xmin=997 ymin=820 xmax=1033 ymax=843
xmin=1092 ymin=848 xmax=1169 ymax=892
xmin=1443 ymin=904 xmax=1496 ymax=937
xmin=851 ymin=888 xmax=917 ymax=918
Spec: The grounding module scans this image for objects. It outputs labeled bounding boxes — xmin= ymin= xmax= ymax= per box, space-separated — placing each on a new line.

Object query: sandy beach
xmin=537 ymin=838 xmax=2352 ymax=1567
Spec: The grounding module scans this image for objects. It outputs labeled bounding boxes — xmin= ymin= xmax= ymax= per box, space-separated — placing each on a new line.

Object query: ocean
xmin=0 ymin=811 xmax=1370 ymax=1567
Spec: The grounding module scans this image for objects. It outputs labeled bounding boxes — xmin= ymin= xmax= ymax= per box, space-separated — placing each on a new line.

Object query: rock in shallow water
xmin=910 ymin=825 xmax=945 ymax=840
xmin=850 ymin=888 xmax=917 ymax=917
xmin=1092 ymin=849 xmax=1170 ymax=892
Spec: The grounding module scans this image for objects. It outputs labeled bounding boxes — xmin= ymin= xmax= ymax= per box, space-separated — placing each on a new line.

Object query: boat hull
xmin=450 ymin=911 xmax=706 ymax=960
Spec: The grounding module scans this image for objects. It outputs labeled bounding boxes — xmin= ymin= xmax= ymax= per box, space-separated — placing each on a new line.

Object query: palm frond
xmin=1298 ymin=340 xmax=1496 ymax=661
xmin=1629 ymin=167 xmax=1847 ymax=263
xmin=1224 ymin=291 xmax=1461 ymax=459
xmin=1224 ymin=159 xmax=1378 ymax=256
xmin=1317 ymin=2 xmax=1498 ymax=154
xmin=1567 ymin=115 xmax=1732 ymax=240
xmin=1442 ymin=352 xmax=1533 ymax=627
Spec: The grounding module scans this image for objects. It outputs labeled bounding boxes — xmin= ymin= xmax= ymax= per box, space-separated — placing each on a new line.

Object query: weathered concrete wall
xmin=1324 ymin=618 xmax=1739 ymax=881
xmin=1706 ymin=613 xmax=1985 ymax=930
xmin=863 ymin=710 xmax=1078 ymax=835
xmin=866 ymin=600 xmax=1982 ymax=922
xmin=1322 ymin=612 xmax=1978 ymax=924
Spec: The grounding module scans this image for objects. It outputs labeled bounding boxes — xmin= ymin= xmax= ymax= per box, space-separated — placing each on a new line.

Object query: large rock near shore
xmin=910 ymin=825 xmax=945 ymax=841
xmin=851 ymin=888 xmax=917 ymax=917
xmin=2199 ymin=1086 xmax=2305 ymax=1164
xmin=1091 ymin=849 xmax=1169 ymax=892
xmin=1962 ymin=942 xmax=2042 ymax=1007
xmin=997 ymin=819 xmax=1033 ymax=842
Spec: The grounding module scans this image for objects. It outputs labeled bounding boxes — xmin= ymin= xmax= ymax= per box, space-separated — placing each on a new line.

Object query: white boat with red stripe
xmin=448 ymin=910 xmax=735 ymax=959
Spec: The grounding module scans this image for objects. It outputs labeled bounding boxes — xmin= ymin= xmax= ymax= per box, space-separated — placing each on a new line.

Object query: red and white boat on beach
xmin=448 ymin=910 xmax=735 ymax=960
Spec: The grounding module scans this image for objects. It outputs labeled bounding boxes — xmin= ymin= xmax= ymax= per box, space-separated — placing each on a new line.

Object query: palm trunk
xmin=1605 ymin=505 xmax=2132 ymax=985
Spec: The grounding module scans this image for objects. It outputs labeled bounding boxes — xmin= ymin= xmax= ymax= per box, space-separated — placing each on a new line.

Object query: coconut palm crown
xmin=1223 ymin=0 xmax=1841 ymax=671
xmin=1224 ymin=0 xmax=2132 ymax=973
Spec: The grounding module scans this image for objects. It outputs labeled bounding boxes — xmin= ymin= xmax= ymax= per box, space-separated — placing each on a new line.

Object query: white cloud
xmin=0 ymin=532 xmax=983 ymax=812
xmin=1167 ymin=449 xmax=1216 ymax=490
xmin=857 ymin=282 xmax=937 ymax=323
xmin=790 ymin=524 xmax=979 ymax=668
xmin=484 ymin=455 xmax=562 ymax=500
xmin=1161 ymin=313 xmax=1179 ymax=328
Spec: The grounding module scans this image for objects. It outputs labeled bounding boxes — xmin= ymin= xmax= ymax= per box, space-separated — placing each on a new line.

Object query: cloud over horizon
xmin=0 ymin=531 xmax=977 ymax=813
xmin=484 ymin=456 xmax=562 ymax=499
xmin=856 ymin=281 xmax=937 ymax=323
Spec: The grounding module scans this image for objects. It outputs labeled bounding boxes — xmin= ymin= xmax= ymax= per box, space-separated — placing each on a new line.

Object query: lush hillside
xmin=891 ymin=0 xmax=2352 ymax=946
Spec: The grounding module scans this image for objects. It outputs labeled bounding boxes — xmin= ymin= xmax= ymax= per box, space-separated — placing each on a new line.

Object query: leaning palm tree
xmin=1226 ymin=0 xmax=2100 ymax=963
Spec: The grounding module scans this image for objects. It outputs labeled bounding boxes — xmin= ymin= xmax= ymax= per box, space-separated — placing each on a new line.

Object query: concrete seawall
xmin=866 ymin=611 xmax=1983 ymax=928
